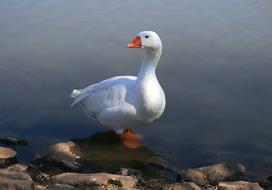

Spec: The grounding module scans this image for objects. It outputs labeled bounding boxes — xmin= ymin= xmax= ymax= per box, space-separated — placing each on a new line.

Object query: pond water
xmin=0 ymin=0 xmax=272 ymax=179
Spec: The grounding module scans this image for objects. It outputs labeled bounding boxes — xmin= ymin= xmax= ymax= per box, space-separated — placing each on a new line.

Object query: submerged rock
xmin=0 ymin=164 xmax=33 ymax=190
xmin=71 ymin=131 xmax=174 ymax=179
xmin=177 ymin=163 xmax=245 ymax=186
xmin=0 ymin=137 xmax=28 ymax=147
xmin=28 ymin=131 xmax=175 ymax=184
xmin=218 ymin=181 xmax=263 ymax=190
xmin=51 ymin=172 xmax=138 ymax=190
xmin=0 ymin=147 xmax=17 ymax=168
xmin=258 ymin=178 xmax=272 ymax=190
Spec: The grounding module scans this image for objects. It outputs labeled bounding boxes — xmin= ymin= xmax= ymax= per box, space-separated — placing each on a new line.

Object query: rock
xmin=140 ymin=180 xmax=204 ymax=190
xmin=45 ymin=184 xmax=78 ymax=190
xmin=0 ymin=137 xmax=28 ymax=147
xmin=177 ymin=163 xmax=245 ymax=186
xmin=178 ymin=168 xmax=207 ymax=186
xmin=162 ymin=182 xmax=202 ymax=190
xmin=71 ymin=131 xmax=172 ymax=179
xmin=34 ymin=183 xmax=47 ymax=190
xmin=0 ymin=178 xmax=33 ymax=190
xmin=0 ymin=166 xmax=33 ymax=190
xmin=6 ymin=164 xmax=28 ymax=172
xmin=120 ymin=168 xmax=142 ymax=176
xmin=0 ymin=147 xmax=17 ymax=168
xmin=202 ymin=163 xmax=245 ymax=184
xmin=50 ymin=185 xmax=78 ymax=190
xmin=51 ymin=172 xmax=138 ymax=190
xmin=119 ymin=168 xmax=144 ymax=181
xmin=218 ymin=181 xmax=263 ymax=190
xmin=32 ymin=141 xmax=81 ymax=171
xmin=258 ymin=180 xmax=272 ymax=190
xmin=0 ymin=168 xmax=31 ymax=180
xmin=29 ymin=141 xmax=81 ymax=184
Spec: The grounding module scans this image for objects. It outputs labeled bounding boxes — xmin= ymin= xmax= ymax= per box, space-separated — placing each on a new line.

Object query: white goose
xmin=71 ymin=31 xmax=165 ymax=148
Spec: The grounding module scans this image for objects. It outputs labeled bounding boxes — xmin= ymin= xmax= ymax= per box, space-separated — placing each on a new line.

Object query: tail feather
xmin=70 ymin=89 xmax=82 ymax=107
xmin=70 ymin=89 xmax=92 ymax=107
xmin=70 ymin=89 xmax=81 ymax=98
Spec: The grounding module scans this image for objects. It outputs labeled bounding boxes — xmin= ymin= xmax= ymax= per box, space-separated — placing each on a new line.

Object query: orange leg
xmin=120 ymin=128 xmax=142 ymax=149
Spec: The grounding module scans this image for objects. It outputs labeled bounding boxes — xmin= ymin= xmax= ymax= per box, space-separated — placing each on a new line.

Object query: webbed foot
xmin=120 ymin=128 xmax=142 ymax=149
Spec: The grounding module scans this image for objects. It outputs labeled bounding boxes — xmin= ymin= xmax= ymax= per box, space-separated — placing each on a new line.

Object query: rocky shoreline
xmin=0 ymin=133 xmax=271 ymax=190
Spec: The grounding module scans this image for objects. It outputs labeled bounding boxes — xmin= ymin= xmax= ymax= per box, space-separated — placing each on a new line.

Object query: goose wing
xmin=70 ymin=76 xmax=137 ymax=109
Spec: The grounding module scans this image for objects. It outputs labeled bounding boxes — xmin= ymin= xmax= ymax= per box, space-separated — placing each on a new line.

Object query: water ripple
xmin=0 ymin=66 xmax=37 ymax=123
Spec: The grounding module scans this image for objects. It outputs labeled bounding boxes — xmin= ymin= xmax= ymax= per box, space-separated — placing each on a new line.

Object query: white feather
xmin=71 ymin=31 xmax=166 ymax=130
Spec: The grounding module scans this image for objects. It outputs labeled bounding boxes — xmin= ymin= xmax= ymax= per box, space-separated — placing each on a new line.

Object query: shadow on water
xmin=71 ymin=130 xmax=176 ymax=179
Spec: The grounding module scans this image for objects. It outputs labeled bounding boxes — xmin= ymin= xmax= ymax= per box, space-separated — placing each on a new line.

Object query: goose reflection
xmin=71 ymin=131 xmax=174 ymax=178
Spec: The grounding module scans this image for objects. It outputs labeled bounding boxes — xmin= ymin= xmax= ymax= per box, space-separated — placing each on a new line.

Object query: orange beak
xmin=127 ymin=36 xmax=142 ymax=48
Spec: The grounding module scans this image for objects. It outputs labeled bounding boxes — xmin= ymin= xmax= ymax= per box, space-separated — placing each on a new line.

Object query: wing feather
xmin=70 ymin=76 xmax=136 ymax=108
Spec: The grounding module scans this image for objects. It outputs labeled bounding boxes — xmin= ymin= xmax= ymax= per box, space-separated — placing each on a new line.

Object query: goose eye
xmin=145 ymin=35 xmax=149 ymax=39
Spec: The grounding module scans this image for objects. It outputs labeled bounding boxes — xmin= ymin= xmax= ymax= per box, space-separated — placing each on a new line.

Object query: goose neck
xmin=137 ymin=49 xmax=161 ymax=80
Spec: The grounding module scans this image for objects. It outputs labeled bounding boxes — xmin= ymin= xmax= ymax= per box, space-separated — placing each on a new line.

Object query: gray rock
xmin=0 ymin=178 xmax=33 ymax=190
xmin=178 ymin=168 xmax=207 ymax=186
xmin=32 ymin=141 xmax=81 ymax=171
xmin=119 ymin=168 xmax=144 ymax=182
xmin=51 ymin=172 xmax=138 ymax=190
xmin=47 ymin=184 xmax=79 ymax=190
xmin=162 ymin=182 xmax=202 ymax=190
xmin=0 ymin=137 xmax=28 ymax=147
xmin=6 ymin=164 xmax=28 ymax=173
xmin=258 ymin=180 xmax=272 ymax=190
xmin=202 ymin=163 xmax=245 ymax=184
xmin=29 ymin=141 xmax=82 ymax=184
xmin=177 ymin=163 xmax=245 ymax=186
xmin=0 ymin=147 xmax=17 ymax=168
xmin=0 ymin=169 xmax=31 ymax=181
xmin=0 ymin=166 xmax=33 ymax=190
xmin=218 ymin=181 xmax=263 ymax=190
xmin=33 ymin=184 xmax=47 ymax=190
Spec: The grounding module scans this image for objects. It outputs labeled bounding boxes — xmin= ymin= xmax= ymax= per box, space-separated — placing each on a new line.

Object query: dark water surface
xmin=1 ymin=0 xmax=272 ymax=178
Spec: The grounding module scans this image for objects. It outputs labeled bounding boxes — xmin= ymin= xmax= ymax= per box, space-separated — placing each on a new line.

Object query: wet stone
xmin=162 ymin=182 xmax=202 ymax=190
xmin=45 ymin=184 xmax=78 ymax=190
xmin=217 ymin=181 xmax=263 ymax=190
xmin=29 ymin=141 xmax=81 ymax=184
xmin=178 ymin=168 xmax=207 ymax=186
xmin=71 ymin=131 xmax=174 ymax=179
xmin=258 ymin=179 xmax=272 ymax=190
xmin=119 ymin=168 xmax=144 ymax=181
xmin=177 ymin=163 xmax=245 ymax=186
xmin=0 ymin=137 xmax=28 ymax=147
xmin=51 ymin=172 xmax=138 ymax=190
xmin=0 ymin=147 xmax=17 ymax=168
xmin=6 ymin=164 xmax=28 ymax=173
xmin=32 ymin=141 xmax=81 ymax=171
xmin=0 ymin=165 xmax=33 ymax=190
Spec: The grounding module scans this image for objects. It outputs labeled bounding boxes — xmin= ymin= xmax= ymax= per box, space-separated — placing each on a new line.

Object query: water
xmin=0 ymin=0 xmax=272 ymax=178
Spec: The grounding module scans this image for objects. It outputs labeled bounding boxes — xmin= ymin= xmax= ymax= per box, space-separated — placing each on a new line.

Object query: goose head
xmin=127 ymin=31 xmax=162 ymax=52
